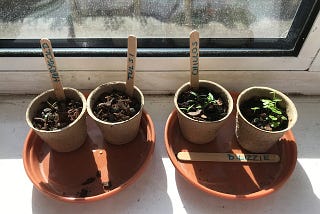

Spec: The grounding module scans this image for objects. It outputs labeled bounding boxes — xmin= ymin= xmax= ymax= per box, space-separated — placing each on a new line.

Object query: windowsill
xmin=0 ymin=94 xmax=319 ymax=213
xmin=1 ymin=70 xmax=320 ymax=95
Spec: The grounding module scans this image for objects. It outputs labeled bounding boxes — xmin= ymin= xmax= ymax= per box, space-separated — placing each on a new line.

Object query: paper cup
xmin=26 ymin=88 xmax=87 ymax=152
xmin=236 ymin=86 xmax=298 ymax=153
xmin=174 ymin=80 xmax=233 ymax=144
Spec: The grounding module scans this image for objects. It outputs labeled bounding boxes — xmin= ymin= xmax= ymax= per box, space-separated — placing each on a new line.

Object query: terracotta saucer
xmin=23 ymin=111 xmax=155 ymax=203
xmin=164 ymin=95 xmax=297 ymax=200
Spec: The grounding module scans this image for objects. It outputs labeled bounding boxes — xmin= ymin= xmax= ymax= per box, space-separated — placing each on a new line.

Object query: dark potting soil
xmin=240 ymin=96 xmax=288 ymax=131
xmin=32 ymin=98 xmax=82 ymax=131
xmin=177 ymin=87 xmax=228 ymax=121
xmin=93 ymin=90 xmax=140 ymax=123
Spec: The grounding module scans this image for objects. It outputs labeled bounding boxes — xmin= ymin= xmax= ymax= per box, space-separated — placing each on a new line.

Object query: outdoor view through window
xmin=1 ymin=0 xmax=302 ymax=39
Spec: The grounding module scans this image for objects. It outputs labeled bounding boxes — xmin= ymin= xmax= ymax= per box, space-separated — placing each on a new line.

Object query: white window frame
xmin=1 ymin=10 xmax=320 ymax=95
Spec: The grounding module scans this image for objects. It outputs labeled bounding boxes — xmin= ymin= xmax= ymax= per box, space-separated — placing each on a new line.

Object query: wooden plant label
xmin=125 ymin=35 xmax=137 ymax=97
xmin=177 ymin=151 xmax=280 ymax=163
xmin=189 ymin=30 xmax=199 ymax=90
xmin=40 ymin=38 xmax=65 ymax=101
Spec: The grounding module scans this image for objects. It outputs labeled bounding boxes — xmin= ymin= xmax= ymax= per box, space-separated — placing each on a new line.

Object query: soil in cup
xmin=32 ymin=98 xmax=82 ymax=131
xmin=177 ymin=87 xmax=228 ymax=121
xmin=93 ymin=90 xmax=140 ymax=122
xmin=240 ymin=94 xmax=288 ymax=131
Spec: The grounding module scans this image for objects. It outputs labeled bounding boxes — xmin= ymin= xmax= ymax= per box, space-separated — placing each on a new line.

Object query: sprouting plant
xmin=180 ymin=91 xmax=220 ymax=112
xmin=251 ymin=107 xmax=260 ymax=113
xmin=206 ymin=92 xmax=217 ymax=105
xmin=250 ymin=91 xmax=287 ymax=129
xmin=178 ymin=88 xmax=227 ymax=121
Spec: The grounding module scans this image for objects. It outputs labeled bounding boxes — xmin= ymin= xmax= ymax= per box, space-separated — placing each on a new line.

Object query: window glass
xmin=0 ymin=0 xmax=319 ymax=56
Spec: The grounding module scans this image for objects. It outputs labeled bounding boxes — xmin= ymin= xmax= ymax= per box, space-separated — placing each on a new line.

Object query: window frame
xmin=0 ymin=1 xmax=320 ymax=95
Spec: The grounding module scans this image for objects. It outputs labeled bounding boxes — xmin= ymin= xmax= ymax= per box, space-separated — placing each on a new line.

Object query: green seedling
xmin=181 ymin=91 xmax=220 ymax=113
xmin=177 ymin=88 xmax=227 ymax=121
xmin=250 ymin=91 xmax=287 ymax=129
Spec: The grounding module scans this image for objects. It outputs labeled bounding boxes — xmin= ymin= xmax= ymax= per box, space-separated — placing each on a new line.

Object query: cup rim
xmin=173 ymin=80 xmax=233 ymax=124
xmin=87 ymin=81 xmax=144 ymax=125
xmin=25 ymin=87 xmax=87 ymax=133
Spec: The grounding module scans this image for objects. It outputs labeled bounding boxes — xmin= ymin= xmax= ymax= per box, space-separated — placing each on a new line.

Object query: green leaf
xmin=187 ymin=104 xmax=194 ymax=112
xmin=281 ymin=115 xmax=288 ymax=120
xmin=271 ymin=121 xmax=280 ymax=128
xmin=261 ymin=99 xmax=272 ymax=105
xmin=187 ymin=100 xmax=195 ymax=104
xmin=189 ymin=91 xmax=198 ymax=97
xmin=207 ymin=92 xmax=215 ymax=102
xmin=269 ymin=107 xmax=282 ymax=115
xmin=251 ymin=107 xmax=260 ymax=111
xmin=269 ymin=115 xmax=278 ymax=121
xmin=273 ymin=98 xmax=282 ymax=102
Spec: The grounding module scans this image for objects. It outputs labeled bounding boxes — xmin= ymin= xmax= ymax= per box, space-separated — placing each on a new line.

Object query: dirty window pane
xmin=1 ymin=0 xmax=303 ymax=39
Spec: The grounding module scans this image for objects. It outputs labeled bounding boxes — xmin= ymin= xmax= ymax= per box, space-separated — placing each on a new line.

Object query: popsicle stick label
xmin=40 ymin=38 xmax=65 ymax=101
xmin=41 ymin=41 xmax=60 ymax=82
xmin=125 ymin=35 xmax=137 ymax=97
xmin=177 ymin=151 xmax=280 ymax=163
xmin=189 ymin=30 xmax=199 ymax=90
xmin=127 ymin=53 xmax=135 ymax=80
xmin=190 ymin=40 xmax=199 ymax=75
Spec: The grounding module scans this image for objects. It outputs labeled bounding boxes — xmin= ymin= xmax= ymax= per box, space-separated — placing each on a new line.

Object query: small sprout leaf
xmin=269 ymin=115 xmax=278 ymax=121
xmin=207 ymin=93 xmax=214 ymax=102
xmin=251 ymin=107 xmax=260 ymax=112
xmin=189 ymin=91 xmax=198 ymax=97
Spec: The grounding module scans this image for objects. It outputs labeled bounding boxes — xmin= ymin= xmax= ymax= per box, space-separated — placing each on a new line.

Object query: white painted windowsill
xmin=0 ymin=94 xmax=319 ymax=214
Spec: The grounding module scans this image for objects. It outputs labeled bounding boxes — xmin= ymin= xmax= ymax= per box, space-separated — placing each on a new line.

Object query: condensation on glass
xmin=0 ymin=0 xmax=302 ymax=39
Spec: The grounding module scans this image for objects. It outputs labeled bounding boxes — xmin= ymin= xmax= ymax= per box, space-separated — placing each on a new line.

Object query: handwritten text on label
xmin=227 ymin=153 xmax=270 ymax=162
xmin=41 ymin=43 xmax=60 ymax=82
xmin=127 ymin=53 xmax=134 ymax=80
xmin=191 ymin=41 xmax=199 ymax=75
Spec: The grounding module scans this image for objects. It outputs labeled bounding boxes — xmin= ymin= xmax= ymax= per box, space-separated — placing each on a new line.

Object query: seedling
xmin=246 ymin=91 xmax=288 ymax=131
xmin=178 ymin=88 xmax=227 ymax=121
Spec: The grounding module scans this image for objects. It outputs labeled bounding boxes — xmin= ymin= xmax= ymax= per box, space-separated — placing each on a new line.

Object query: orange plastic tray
xmin=165 ymin=96 xmax=297 ymax=200
xmin=23 ymin=111 xmax=155 ymax=203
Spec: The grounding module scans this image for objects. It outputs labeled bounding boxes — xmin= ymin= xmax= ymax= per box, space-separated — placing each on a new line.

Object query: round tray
xmin=23 ymin=110 xmax=155 ymax=203
xmin=165 ymin=102 xmax=297 ymax=200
